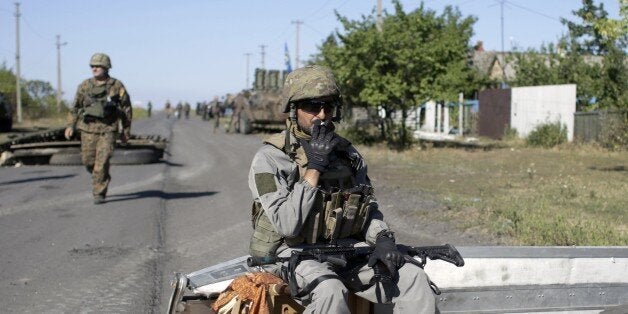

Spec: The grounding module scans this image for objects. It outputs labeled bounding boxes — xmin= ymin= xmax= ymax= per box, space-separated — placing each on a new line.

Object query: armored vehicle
xmin=0 ymin=92 xmax=12 ymax=132
xmin=0 ymin=127 xmax=167 ymax=166
xmin=230 ymin=68 xmax=288 ymax=134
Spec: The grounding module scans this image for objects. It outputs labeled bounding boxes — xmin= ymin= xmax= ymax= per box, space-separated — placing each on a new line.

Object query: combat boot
xmin=94 ymin=195 xmax=105 ymax=205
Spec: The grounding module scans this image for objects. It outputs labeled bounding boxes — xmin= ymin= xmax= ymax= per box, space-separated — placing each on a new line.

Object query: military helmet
xmin=281 ymin=65 xmax=340 ymax=113
xmin=90 ymin=53 xmax=112 ymax=69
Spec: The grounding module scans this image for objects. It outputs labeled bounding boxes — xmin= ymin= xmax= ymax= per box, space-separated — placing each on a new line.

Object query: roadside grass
xmin=132 ymin=107 xmax=148 ymax=120
xmin=359 ymin=143 xmax=628 ymax=246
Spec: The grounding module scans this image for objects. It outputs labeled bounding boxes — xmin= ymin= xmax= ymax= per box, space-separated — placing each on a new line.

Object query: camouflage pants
xmin=80 ymin=131 xmax=115 ymax=197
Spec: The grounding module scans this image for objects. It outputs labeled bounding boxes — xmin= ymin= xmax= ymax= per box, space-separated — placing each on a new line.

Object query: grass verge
xmin=360 ymin=144 xmax=628 ymax=245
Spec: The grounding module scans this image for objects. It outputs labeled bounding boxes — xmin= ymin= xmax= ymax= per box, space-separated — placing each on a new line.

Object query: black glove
xmin=368 ymin=233 xmax=404 ymax=280
xmin=300 ymin=120 xmax=340 ymax=172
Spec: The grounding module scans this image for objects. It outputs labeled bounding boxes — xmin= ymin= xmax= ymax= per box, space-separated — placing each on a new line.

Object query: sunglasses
xmin=297 ymin=99 xmax=336 ymax=115
xmin=90 ymin=65 xmax=102 ymax=69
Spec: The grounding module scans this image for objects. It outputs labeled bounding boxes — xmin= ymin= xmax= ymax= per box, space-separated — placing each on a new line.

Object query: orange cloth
xmin=212 ymin=272 xmax=285 ymax=314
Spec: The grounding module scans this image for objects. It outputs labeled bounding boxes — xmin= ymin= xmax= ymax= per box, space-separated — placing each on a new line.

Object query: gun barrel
xmin=247 ymin=256 xmax=285 ymax=267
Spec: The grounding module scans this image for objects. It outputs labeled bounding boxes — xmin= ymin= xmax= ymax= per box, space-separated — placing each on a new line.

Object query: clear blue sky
xmin=0 ymin=0 xmax=621 ymax=109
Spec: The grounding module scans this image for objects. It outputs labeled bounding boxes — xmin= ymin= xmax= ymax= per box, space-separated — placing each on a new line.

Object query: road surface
xmin=0 ymin=113 xmax=489 ymax=313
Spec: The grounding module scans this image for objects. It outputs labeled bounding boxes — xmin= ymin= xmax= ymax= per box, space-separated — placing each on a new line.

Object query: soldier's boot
xmin=85 ymin=165 xmax=94 ymax=173
xmin=93 ymin=195 xmax=105 ymax=205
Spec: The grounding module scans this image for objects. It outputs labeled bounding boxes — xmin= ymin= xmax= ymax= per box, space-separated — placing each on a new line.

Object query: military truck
xmin=168 ymin=246 xmax=628 ymax=313
xmin=230 ymin=68 xmax=289 ymax=134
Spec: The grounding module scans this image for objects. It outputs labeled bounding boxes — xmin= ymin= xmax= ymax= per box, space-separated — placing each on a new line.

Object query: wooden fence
xmin=574 ymin=110 xmax=627 ymax=142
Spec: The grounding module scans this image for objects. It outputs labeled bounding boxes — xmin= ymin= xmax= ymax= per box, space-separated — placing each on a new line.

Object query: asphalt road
xmin=0 ymin=113 xmax=483 ymax=313
xmin=0 ymin=113 xmax=258 ymax=313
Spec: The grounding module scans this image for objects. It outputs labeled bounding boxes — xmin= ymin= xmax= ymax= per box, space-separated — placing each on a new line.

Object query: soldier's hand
xmin=64 ymin=127 xmax=74 ymax=140
xmin=368 ymin=234 xmax=404 ymax=280
xmin=300 ymin=120 xmax=340 ymax=172
xmin=120 ymin=132 xmax=129 ymax=144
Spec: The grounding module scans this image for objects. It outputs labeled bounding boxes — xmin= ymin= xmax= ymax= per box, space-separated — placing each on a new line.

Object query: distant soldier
xmin=228 ymin=92 xmax=250 ymax=133
xmin=165 ymin=100 xmax=172 ymax=118
xmin=209 ymin=96 xmax=221 ymax=132
xmin=176 ymin=102 xmax=183 ymax=119
xmin=147 ymin=101 xmax=152 ymax=117
xmin=201 ymin=101 xmax=209 ymax=121
xmin=183 ymin=102 xmax=191 ymax=119
xmin=64 ymin=53 xmax=132 ymax=204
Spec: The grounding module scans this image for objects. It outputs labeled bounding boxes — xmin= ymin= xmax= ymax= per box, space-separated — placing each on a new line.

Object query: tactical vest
xmin=249 ymin=132 xmax=375 ymax=258
xmin=82 ymin=78 xmax=117 ymax=119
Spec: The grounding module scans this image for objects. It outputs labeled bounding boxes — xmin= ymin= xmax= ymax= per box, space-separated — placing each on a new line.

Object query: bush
xmin=132 ymin=107 xmax=148 ymax=120
xmin=598 ymin=111 xmax=628 ymax=151
xmin=338 ymin=120 xmax=379 ymax=146
xmin=526 ymin=122 xmax=567 ymax=148
xmin=503 ymin=127 xmax=519 ymax=140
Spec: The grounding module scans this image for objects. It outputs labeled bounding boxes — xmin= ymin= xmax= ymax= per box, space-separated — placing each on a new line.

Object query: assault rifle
xmin=247 ymin=244 xmax=464 ymax=297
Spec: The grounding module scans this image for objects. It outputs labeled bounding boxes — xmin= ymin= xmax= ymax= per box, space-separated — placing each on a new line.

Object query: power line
xmin=504 ymin=0 xmax=561 ymax=23
xmin=307 ymin=0 xmax=334 ymax=21
xmin=22 ymin=15 xmax=51 ymax=41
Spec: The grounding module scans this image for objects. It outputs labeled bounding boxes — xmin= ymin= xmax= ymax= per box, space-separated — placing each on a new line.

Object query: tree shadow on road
xmin=105 ymin=190 xmax=218 ymax=203
xmin=0 ymin=174 xmax=76 ymax=186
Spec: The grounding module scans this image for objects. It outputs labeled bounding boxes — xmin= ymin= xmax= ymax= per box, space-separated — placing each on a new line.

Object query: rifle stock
xmin=406 ymin=244 xmax=465 ymax=267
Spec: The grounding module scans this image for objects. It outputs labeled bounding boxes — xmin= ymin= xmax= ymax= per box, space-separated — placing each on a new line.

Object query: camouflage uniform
xmin=228 ymin=93 xmax=249 ymax=133
xmin=183 ymin=102 xmax=191 ymax=119
xmin=210 ymin=101 xmax=221 ymax=131
xmin=165 ymin=101 xmax=172 ymax=118
xmin=248 ymin=66 xmax=435 ymax=313
xmin=68 ymin=76 xmax=132 ymax=199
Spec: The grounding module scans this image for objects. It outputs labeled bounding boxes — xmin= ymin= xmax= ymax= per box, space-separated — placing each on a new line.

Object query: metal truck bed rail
xmin=169 ymin=246 xmax=628 ymax=314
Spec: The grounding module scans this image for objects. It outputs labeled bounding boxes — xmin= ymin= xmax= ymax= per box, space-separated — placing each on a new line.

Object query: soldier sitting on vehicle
xmin=247 ymin=65 xmax=435 ymax=313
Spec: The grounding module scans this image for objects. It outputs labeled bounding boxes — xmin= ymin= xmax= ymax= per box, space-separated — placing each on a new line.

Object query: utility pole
xmin=376 ymin=0 xmax=383 ymax=32
xmin=55 ymin=35 xmax=67 ymax=113
xmin=244 ymin=53 xmax=252 ymax=89
xmin=291 ymin=20 xmax=302 ymax=69
xmin=499 ymin=0 xmax=506 ymax=87
xmin=259 ymin=44 xmax=266 ymax=69
xmin=14 ymin=2 xmax=22 ymax=123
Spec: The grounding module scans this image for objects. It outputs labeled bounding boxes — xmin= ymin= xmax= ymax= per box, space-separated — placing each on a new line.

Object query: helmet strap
xmin=333 ymin=104 xmax=342 ymax=122
xmin=289 ymin=103 xmax=297 ymax=123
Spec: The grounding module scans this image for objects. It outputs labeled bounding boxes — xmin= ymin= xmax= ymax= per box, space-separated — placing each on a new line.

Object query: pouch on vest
xmin=323 ymin=191 xmax=343 ymax=240
xmin=339 ymin=193 xmax=361 ymax=238
xmin=83 ymin=102 xmax=106 ymax=119
xmin=249 ymin=202 xmax=283 ymax=258
xmin=83 ymin=81 xmax=117 ymax=119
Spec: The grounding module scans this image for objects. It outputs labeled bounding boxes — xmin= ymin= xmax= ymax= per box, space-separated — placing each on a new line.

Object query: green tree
xmin=0 ymin=64 xmax=65 ymax=120
xmin=512 ymin=0 xmax=626 ymax=110
xmin=24 ymin=80 xmax=59 ymax=118
xmin=560 ymin=0 xmax=627 ymax=109
xmin=315 ymin=0 xmax=478 ymax=147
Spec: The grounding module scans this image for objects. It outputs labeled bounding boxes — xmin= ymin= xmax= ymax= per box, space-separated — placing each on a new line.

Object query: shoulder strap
xmin=263 ymin=131 xmax=297 ymax=160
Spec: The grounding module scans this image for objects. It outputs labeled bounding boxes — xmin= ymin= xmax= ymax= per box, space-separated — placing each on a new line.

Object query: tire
xmin=110 ymin=149 xmax=159 ymax=165
xmin=0 ymin=119 xmax=11 ymax=132
xmin=239 ymin=116 xmax=253 ymax=134
xmin=49 ymin=148 xmax=159 ymax=166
